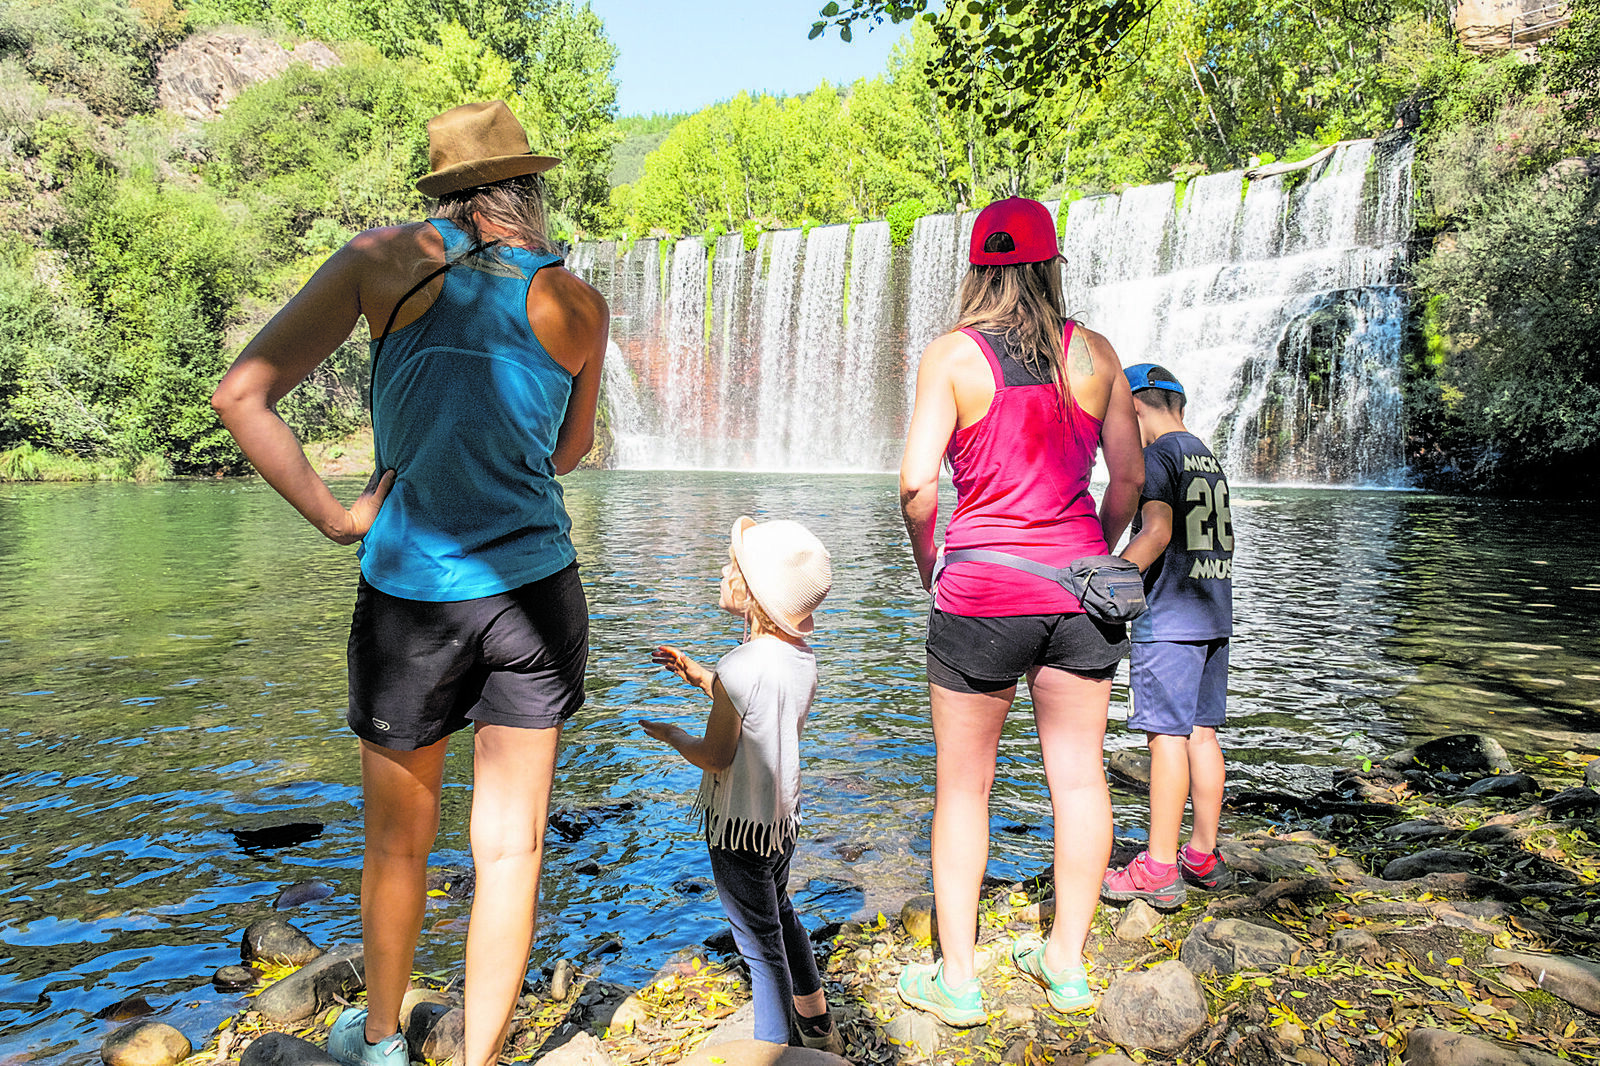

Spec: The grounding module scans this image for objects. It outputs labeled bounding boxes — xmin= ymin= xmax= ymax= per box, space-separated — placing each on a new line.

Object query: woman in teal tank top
xmin=212 ymin=102 xmax=608 ymax=1066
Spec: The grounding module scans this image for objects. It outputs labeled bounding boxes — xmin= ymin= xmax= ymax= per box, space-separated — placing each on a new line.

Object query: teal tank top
xmin=357 ymin=218 xmax=576 ymax=601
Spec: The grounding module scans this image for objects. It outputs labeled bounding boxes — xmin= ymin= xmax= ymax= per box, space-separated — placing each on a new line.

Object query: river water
xmin=1 ymin=473 xmax=1596 ymax=1062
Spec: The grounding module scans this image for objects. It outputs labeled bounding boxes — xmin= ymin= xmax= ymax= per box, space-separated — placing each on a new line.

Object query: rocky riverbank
xmin=103 ymin=735 xmax=1598 ymax=1066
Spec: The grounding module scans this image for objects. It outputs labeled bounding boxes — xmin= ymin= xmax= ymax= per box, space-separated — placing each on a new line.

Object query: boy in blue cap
xmin=1101 ymin=364 xmax=1236 ymax=909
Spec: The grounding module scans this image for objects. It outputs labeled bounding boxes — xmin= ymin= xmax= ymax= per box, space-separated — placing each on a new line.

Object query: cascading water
xmin=568 ymin=136 xmax=1414 ymax=480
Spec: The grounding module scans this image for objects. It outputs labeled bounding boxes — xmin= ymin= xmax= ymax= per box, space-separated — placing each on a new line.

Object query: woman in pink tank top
xmin=895 ymin=198 xmax=1145 ymax=1023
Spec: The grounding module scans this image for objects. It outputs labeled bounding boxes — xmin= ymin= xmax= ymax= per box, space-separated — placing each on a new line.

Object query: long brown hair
xmin=430 ymin=173 xmax=554 ymax=255
xmin=956 ymin=239 xmax=1071 ymax=401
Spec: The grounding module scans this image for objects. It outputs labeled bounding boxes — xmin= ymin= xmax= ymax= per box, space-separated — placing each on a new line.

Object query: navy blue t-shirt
xmin=1130 ymin=431 xmax=1234 ymax=642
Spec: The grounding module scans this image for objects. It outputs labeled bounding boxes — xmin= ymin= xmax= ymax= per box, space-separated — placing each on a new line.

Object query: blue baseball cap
xmin=1125 ymin=363 xmax=1185 ymax=395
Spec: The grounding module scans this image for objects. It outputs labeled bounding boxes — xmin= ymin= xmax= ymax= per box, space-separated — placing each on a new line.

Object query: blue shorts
xmin=1128 ymin=639 xmax=1229 ymax=736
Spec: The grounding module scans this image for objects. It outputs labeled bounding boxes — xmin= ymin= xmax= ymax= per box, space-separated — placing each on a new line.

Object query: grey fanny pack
xmin=934 ymin=550 xmax=1148 ymax=624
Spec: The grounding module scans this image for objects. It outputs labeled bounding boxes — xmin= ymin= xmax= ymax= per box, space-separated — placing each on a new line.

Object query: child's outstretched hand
xmin=639 ymin=719 xmax=689 ymax=747
xmin=651 ymin=645 xmax=714 ymax=696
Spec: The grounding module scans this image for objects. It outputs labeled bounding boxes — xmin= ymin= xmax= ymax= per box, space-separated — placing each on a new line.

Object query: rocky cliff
xmin=156 ymin=30 xmax=339 ymax=121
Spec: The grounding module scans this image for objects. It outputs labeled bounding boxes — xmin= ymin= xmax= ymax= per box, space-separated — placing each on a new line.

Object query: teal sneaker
xmin=1012 ymin=939 xmax=1094 ymax=1013
xmin=327 ymin=1008 xmax=409 ymax=1066
xmin=896 ymin=961 xmax=987 ymax=1027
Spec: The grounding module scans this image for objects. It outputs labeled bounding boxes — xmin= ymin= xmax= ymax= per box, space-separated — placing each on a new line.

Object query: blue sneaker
xmin=327 ymin=1008 xmax=409 ymax=1066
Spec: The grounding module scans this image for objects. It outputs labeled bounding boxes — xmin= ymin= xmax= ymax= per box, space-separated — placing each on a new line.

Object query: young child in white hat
xmin=638 ymin=516 xmax=842 ymax=1053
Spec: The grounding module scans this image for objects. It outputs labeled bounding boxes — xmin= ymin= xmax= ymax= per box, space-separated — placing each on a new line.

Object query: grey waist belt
xmin=933 ymin=549 xmax=1076 ymax=589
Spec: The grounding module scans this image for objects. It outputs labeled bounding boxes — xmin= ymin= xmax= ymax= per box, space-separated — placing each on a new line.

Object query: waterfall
xmin=569 ymin=136 xmax=1414 ymax=481
xmin=1061 ymin=137 xmax=1415 ymax=485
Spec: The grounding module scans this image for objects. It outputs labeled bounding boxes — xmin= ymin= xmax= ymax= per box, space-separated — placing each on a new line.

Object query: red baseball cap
xmin=969 ymin=197 xmax=1060 ymax=266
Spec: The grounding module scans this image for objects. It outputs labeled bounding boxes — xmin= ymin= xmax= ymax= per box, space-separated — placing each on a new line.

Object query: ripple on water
xmin=0 ymin=476 xmax=1596 ymax=1063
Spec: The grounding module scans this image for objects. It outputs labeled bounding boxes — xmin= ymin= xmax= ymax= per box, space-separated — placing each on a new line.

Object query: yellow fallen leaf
xmin=1447 ymin=957 xmax=1464 ymax=966
xmin=1290 ymin=991 xmax=1309 ymax=999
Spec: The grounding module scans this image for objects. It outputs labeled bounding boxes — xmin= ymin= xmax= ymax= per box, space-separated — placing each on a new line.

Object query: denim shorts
xmin=925 ymin=607 xmax=1129 ymax=693
xmin=1128 ymin=638 xmax=1229 ymax=736
xmin=346 ymin=563 xmax=588 ymax=750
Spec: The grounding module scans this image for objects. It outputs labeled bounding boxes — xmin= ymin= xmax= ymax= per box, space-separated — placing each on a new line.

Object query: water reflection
xmin=0 ymin=476 xmax=1595 ymax=1063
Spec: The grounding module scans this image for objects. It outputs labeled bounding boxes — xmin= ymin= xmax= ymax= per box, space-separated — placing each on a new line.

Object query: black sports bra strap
xmin=368 ymin=237 xmax=499 ymax=404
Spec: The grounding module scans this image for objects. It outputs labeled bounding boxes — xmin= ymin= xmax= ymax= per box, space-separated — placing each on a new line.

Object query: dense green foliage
xmin=0 ymin=0 xmax=1594 ymax=494
xmin=1403 ymin=0 xmax=1600 ymax=495
xmin=0 ymin=0 xmax=617 ymax=477
xmin=623 ymin=1 xmax=1451 ymax=235
xmin=609 ymin=111 xmax=687 ymax=187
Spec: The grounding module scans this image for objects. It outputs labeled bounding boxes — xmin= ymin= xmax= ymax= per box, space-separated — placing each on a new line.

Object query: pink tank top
xmin=935 ymin=324 xmax=1108 ymax=617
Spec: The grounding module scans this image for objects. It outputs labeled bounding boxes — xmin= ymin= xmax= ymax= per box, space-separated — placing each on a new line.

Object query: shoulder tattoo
xmin=1068 ymin=329 xmax=1094 ymax=376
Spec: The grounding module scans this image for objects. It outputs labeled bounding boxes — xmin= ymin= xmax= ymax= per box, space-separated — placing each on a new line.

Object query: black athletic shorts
xmin=347 ymin=563 xmax=588 ymax=750
xmin=925 ymin=607 xmax=1129 ymax=694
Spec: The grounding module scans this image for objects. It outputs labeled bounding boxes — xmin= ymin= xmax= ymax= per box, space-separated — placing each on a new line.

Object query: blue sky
xmin=585 ymin=0 xmax=910 ymax=116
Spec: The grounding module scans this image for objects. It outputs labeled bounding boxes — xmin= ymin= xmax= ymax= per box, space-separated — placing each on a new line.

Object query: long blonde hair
xmin=430 ymin=174 xmax=554 ymax=254
xmin=956 ymin=252 xmax=1071 ymax=402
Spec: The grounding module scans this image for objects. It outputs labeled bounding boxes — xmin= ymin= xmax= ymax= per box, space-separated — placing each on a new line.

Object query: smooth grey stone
xmin=273 ymin=880 xmax=335 ymax=910
xmin=1095 ymin=960 xmax=1207 ymax=1051
xmin=550 ymin=957 xmax=576 ymax=1002
xmin=1330 ymin=928 xmax=1384 ymax=963
xmin=1114 ymin=898 xmax=1164 ymax=942
xmin=1379 ymin=819 xmax=1459 ymax=842
xmin=1461 ymin=773 xmax=1540 ymax=798
xmin=404 ymin=1000 xmax=454 ymax=1058
xmin=1586 ymin=760 xmax=1600 ymax=788
xmin=1546 ymin=787 xmax=1600 ymax=817
xmin=574 ymin=859 xmax=602 ymax=876
xmin=254 ymin=945 xmax=365 ymax=1024
xmin=212 ymin=965 xmax=257 ymax=992
xmin=1381 ymin=848 xmax=1484 ymax=881
xmin=238 ymin=1032 xmax=339 ymax=1066
xmin=424 ymin=866 xmax=474 ymax=900
xmin=1382 ymin=735 xmax=1515 ymax=776
xmin=900 ymin=893 xmax=936 ymax=943
xmin=700 ymin=1001 xmax=755 ymax=1048
xmin=1463 ymin=824 xmax=1532 ymax=845
xmin=241 ymin=916 xmax=322 ymax=967
xmin=1180 ymin=918 xmax=1300 ymax=975
xmin=1492 ymin=948 xmax=1600 ymax=1015
xmin=883 ymin=1009 xmax=943 ymax=1055
xmin=418 ymin=1007 xmax=464 ymax=1063
xmin=533 ymin=1031 xmax=614 ymax=1066
xmin=1226 ymin=843 xmax=1329 ymax=881
xmin=101 ymin=1021 xmax=192 ymax=1066
xmin=1403 ymin=1026 xmax=1566 ymax=1066
xmin=95 ymin=995 xmax=154 ymax=1022
xmin=1107 ymin=750 xmax=1152 ymax=787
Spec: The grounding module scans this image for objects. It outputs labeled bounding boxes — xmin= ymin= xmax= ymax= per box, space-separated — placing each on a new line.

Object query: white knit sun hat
xmin=729 ymin=516 xmax=832 ymax=638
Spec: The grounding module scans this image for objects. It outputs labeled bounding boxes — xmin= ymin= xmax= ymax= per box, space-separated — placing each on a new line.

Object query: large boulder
xmin=101 ymin=1021 xmax=191 ymax=1066
xmin=254 ymin=946 xmax=365 ymax=1024
xmin=1381 ymin=735 xmax=1515 ymax=776
xmin=1095 ymin=960 xmax=1208 ymax=1052
xmin=1404 ymin=1026 xmax=1565 ymax=1066
xmin=1180 ymin=919 xmax=1300 ymax=975
xmin=156 ymin=31 xmax=340 ymax=121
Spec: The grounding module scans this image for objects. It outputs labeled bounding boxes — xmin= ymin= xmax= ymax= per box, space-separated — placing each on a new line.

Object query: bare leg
xmin=793 ymin=989 xmax=827 ymax=1017
xmin=929 ymin=682 xmax=1014 ymax=987
xmin=1026 ymin=666 xmax=1112 ymax=974
xmin=463 ymin=723 xmax=562 ymax=1066
xmin=1145 ymin=732 xmax=1191 ymax=866
xmin=359 ymin=738 xmax=449 ymax=1042
xmin=1186 ymin=726 xmax=1225 ymax=854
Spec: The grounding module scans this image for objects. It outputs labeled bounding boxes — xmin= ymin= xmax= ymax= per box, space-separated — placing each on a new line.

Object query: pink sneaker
xmin=1101 ymin=851 xmax=1188 ymax=910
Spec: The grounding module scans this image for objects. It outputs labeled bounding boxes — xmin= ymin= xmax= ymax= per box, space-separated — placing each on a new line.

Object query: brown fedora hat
xmin=416 ymin=100 xmax=559 ymax=197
